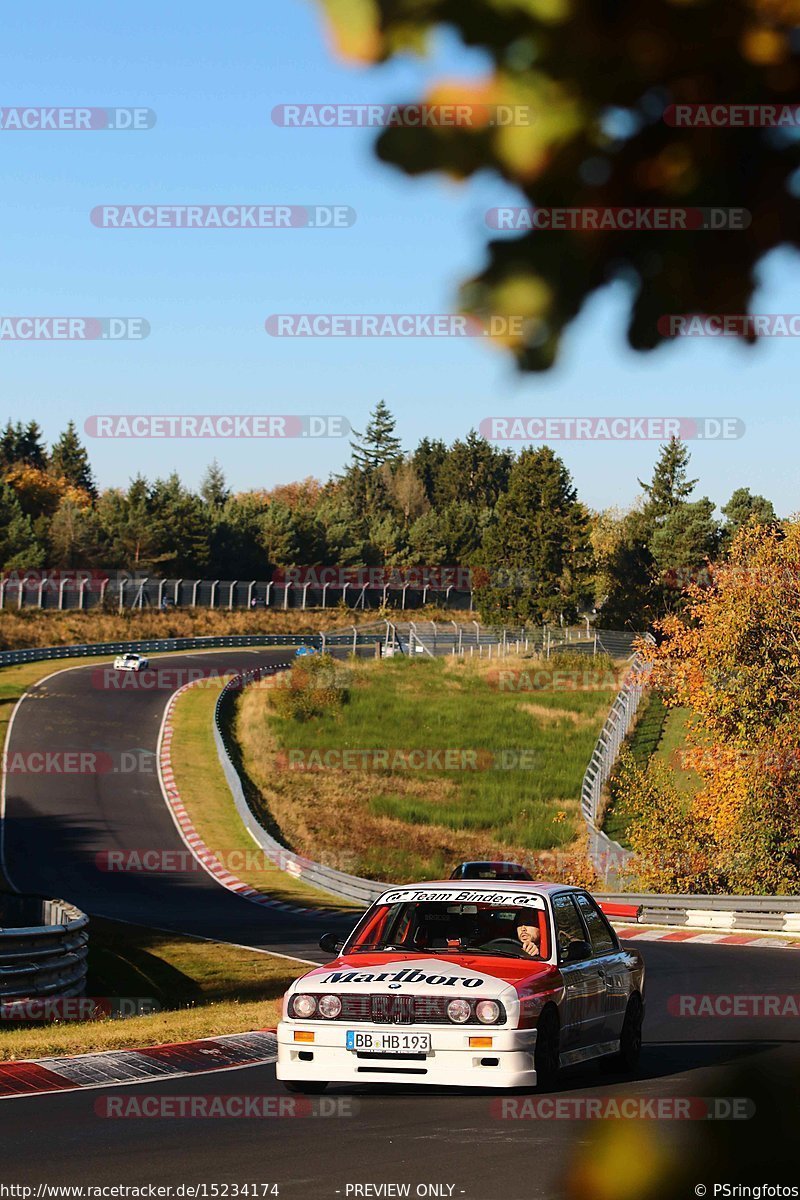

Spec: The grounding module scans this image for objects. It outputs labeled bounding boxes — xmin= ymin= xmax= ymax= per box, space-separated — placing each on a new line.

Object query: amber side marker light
xmin=294 ymin=1031 xmax=315 ymax=1043
xmin=469 ymin=1036 xmax=493 ymax=1048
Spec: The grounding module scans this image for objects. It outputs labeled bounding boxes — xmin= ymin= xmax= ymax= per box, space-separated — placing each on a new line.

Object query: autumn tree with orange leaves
xmin=622 ymin=519 xmax=800 ymax=893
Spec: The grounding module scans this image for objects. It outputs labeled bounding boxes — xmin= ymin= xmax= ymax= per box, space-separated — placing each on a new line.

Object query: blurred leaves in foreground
xmin=315 ymin=0 xmax=800 ymax=368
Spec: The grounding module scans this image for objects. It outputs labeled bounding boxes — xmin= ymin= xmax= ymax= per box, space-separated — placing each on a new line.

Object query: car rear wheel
xmin=534 ymin=1007 xmax=560 ymax=1090
xmin=283 ymin=1081 xmax=328 ymax=1094
xmin=601 ymin=993 xmax=644 ymax=1074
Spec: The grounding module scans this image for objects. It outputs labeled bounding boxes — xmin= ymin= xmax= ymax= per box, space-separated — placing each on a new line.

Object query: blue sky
xmin=1 ymin=1 xmax=797 ymax=516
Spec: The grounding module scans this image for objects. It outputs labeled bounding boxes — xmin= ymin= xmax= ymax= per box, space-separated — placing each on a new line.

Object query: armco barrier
xmin=213 ymin=667 xmax=386 ymax=905
xmin=0 ymin=631 xmax=383 ymax=670
xmin=0 ymin=894 xmax=89 ymax=1004
xmin=595 ymin=893 xmax=800 ymax=935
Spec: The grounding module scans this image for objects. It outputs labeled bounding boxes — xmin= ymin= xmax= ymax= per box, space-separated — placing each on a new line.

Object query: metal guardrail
xmin=581 ymin=635 xmax=656 ymax=881
xmin=0 ymin=631 xmax=384 ymax=670
xmin=0 ymin=895 xmax=89 ymax=1004
xmin=212 ymin=666 xmax=386 ymax=905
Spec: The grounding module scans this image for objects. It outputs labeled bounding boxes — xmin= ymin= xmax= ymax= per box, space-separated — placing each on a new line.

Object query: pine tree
xmin=349 ymin=401 xmax=402 ymax=472
xmin=200 ymin=460 xmax=231 ymax=509
xmin=50 ymin=421 xmax=97 ymax=497
xmin=477 ymin=446 xmax=593 ymax=623
xmin=638 ymin=437 xmax=697 ymax=521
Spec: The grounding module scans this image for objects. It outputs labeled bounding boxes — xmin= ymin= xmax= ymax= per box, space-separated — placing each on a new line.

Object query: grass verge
xmin=232 ymin=651 xmax=621 ymax=882
xmin=168 ymin=676 xmax=360 ymax=911
xmin=603 ymin=694 xmax=698 ymax=846
xmin=0 ymin=918 xmax=307 ymax=1060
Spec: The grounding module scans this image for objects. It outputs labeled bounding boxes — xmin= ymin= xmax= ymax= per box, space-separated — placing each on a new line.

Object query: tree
xmin=410 ymin=437 xmax=448 ymax=506
xmin=200 ymin=460 xmax=231 ymax=509
xmin=314 ymin=0 xmax=800 ymax=370
xmin=434 ymin=431 xmax=513 ymax=508
xmin=50 ymin=421 xmax=97 ymax=498
xmin=97 ymin=479 xmax=168 ymax=569
xmin=383 ymin=460 xmax=428 ymax=526
xmin=0 ymin=482 xmax=45 ymax=570
xmin=349 ymin=400 xmax=402 ymax=472
xmin=0 ymin=420 xmax=48 ymax=471
xmin=148 ymin=474 xmax=211 ymax=574
xmin=476 ymin=446 xmax=593 ymax=623
xmin=721 ymin=487 xmax=777 ymax=549
xmin=636 ymin=519 xmax=800 ymax=893
xmin=408 ymin=501 xmax=484 ymax=565
xmin=638 ymin=437 xmax=697 ymax=522
xmin=48 ymin=499 xmax=104 ymax=567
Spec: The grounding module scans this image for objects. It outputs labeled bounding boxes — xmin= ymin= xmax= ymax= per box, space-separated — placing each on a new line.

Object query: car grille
xmin=331 ymin=994 xmax=501 ymax=1025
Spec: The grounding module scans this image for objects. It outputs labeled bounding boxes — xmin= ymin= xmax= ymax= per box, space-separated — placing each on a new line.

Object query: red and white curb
xmin=613 ymin=924 xmax=800 ymax=950
xmin=0 ymin=1030 xmax=278 ymax=1100
xmin=158 ymin=674 xmax=351 ymax=918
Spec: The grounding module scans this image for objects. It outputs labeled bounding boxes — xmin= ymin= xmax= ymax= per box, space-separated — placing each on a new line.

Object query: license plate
xmin=346 ymin=1031 xmax=431 ymax=1054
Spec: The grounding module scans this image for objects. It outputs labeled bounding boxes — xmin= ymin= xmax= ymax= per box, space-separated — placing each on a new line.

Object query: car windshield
xmin=346 ymin=900 xmax=550 ymax=960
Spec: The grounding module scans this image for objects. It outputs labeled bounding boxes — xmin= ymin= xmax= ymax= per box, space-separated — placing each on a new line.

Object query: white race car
xmin=113 ymin=652 xmax=150 ymax=672
xmin=277 ymin=880 xmax=645 ymax=1093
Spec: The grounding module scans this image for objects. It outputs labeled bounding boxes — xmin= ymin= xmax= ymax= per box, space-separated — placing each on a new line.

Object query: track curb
xmin=0 ymin=1029 xmax=278 ymax=1099
xmin=158 ymin=670 xmax=353 ymax=918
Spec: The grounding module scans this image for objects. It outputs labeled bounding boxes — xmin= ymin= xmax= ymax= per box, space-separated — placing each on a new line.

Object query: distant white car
xmin=113 ymin=652 xmax=149 ymax=672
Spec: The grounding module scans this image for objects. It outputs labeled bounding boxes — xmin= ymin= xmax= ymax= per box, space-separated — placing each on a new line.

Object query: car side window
xmin=552 ymin=894 xmax=587 ymax=961
xmin=576 ymin=894 xmax=616 ymax=955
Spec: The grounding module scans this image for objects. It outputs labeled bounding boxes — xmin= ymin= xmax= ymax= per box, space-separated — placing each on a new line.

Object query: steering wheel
xmin=477 ymin=937 xmax=530 ymax=955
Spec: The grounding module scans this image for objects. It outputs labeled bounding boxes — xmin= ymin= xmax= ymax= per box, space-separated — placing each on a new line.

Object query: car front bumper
xmin=276 ymin=1021 xmax=538 ymax=1089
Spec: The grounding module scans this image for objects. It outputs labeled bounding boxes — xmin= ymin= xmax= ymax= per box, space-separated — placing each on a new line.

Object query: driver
xmin=514 ymin=913 xmax=542 ymax=958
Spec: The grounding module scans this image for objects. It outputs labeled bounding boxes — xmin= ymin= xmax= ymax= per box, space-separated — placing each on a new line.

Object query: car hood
xmin=291 ymin=953 xmax=558 ymax=1001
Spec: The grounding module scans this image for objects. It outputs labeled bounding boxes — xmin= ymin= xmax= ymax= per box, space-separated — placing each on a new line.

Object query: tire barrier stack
xmin=0 ymin=895 xmax=89 ymax=1009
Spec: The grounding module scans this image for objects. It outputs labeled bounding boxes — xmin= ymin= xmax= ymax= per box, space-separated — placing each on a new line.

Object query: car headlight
xmin=447 ymin=998 xmax=472 ymax=1024
xmin=475 ymin=1000 xmax=501 ymax=1025
xmin=317 ymin=994 xmax=342 ymax=1019
xmin=291 ymin=993 xmax=317 ymax=1018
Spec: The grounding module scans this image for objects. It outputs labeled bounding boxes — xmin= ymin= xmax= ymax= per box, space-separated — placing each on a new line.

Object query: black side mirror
xmin=319 ymin=932 xmax=344 ymax=954
xmin=563 ymin=939 xmax=592 ymax=963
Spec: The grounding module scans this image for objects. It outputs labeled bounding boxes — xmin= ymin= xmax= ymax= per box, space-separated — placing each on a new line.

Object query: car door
xmin=575 ymin=892 xmax=629 ymax=1040
xmin=551 ymin=892 xmax=606 ymax=1053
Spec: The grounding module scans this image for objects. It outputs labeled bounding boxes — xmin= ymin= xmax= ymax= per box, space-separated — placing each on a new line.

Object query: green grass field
xmin=234 ymin=651 xmax=621 ymax=881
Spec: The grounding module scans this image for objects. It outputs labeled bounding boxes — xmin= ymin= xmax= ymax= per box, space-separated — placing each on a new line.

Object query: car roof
xmin=381 ymin=880 xmax=582 ymax=896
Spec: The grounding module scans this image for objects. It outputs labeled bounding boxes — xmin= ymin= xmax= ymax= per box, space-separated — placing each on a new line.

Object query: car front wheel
xmin=282 ymin=1081 xmax=328 ymax=1094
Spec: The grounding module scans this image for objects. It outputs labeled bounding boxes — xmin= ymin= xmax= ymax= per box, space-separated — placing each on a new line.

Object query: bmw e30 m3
xmin=277 ymin=880 xmax=645 ymax=1093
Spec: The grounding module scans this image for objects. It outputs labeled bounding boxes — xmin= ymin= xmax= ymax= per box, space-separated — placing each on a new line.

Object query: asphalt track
xmin=1 ymin=652 xmax=798 ymax=1198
